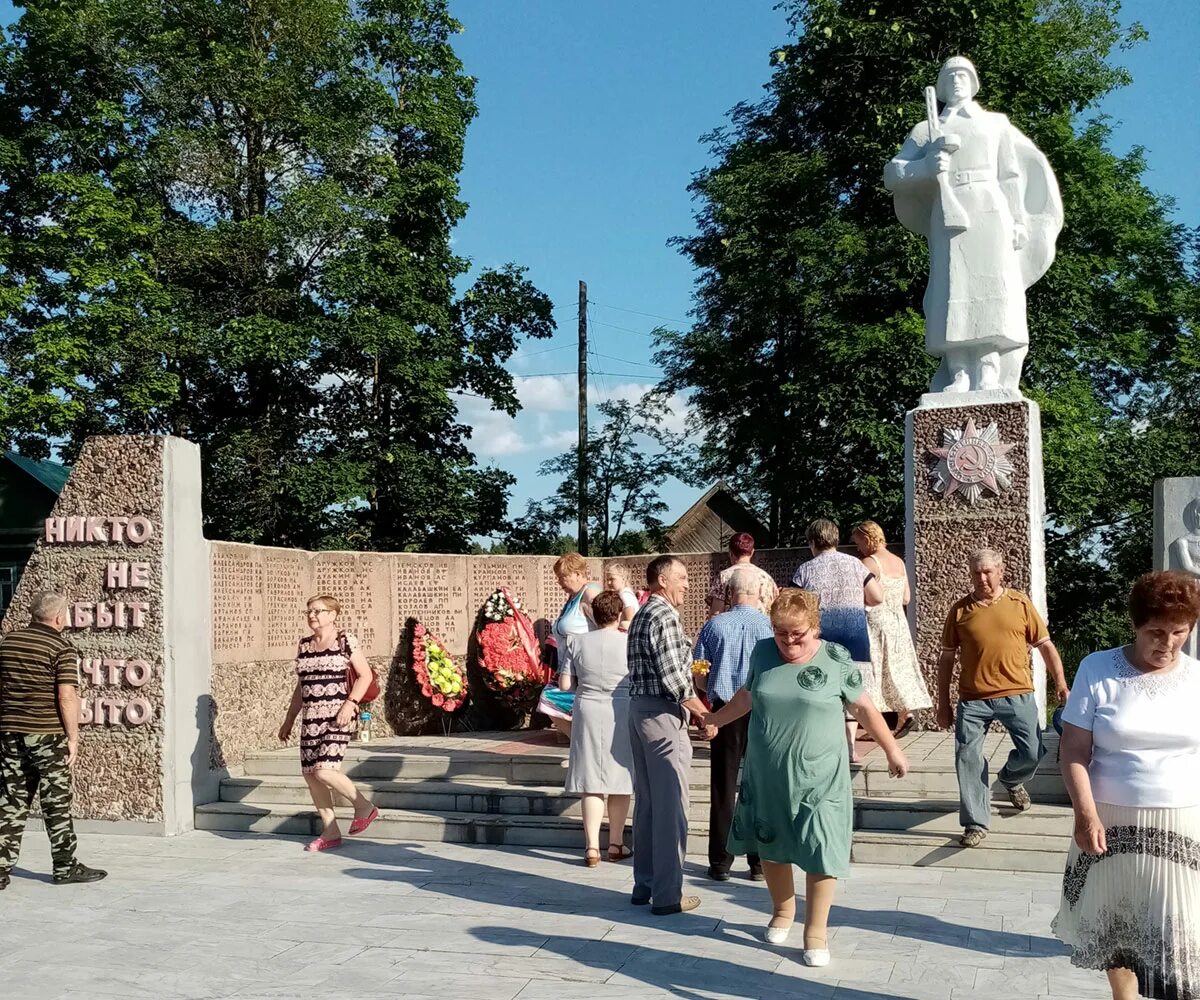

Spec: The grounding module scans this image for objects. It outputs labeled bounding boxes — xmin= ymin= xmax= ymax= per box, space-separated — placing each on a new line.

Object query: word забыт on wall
xmin=42 ymin=514 xmax=157 ymax=727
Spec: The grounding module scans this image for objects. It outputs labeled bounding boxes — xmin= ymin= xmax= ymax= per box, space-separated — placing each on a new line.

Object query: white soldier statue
xmin=885 ymin=56 xmax=1063 ymax=394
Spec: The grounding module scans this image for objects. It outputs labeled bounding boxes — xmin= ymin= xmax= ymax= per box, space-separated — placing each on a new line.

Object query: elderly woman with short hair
xmin=538 ymin=552 xmax=601 ymax=738
xmin=705 ymin=589 xmax=907 ymax=966
xmin=559 ymin=589 xmax=633 ymax=867
xmin=1053 ymin=571 xmax=1200 ymax=1000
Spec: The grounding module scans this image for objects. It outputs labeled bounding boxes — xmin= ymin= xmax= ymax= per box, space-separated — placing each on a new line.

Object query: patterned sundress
xmin=863 ymin=556 xmax=933 ymax=713
xmin=296 ymin=631 xmax=357 ymax=774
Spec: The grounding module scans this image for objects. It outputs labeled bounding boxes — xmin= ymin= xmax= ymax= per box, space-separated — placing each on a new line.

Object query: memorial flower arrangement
xmin=475 ymin=587 xmax=549 ymax=711
xmin=411 ymin=622 xmax=468 ymax=712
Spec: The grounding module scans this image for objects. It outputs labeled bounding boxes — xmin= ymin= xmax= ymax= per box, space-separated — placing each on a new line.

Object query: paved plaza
xmin=0 ymin=829 xmax=1110 ymax=1000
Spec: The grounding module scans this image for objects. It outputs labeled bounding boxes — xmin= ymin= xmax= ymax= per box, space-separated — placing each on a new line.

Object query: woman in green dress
xmin=705 ymin=589 xmax=909 ymax=966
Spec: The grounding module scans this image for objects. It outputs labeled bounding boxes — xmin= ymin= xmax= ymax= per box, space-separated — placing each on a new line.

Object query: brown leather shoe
xmin=651 ymin=895 xmax=701 ymax=915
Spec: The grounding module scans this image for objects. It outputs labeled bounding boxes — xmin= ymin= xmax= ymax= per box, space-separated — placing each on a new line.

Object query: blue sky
xmin=1 ymin=1 xmax=1196 ymax=541
xmin=448 ymin=0 xmax=1200 ymax=540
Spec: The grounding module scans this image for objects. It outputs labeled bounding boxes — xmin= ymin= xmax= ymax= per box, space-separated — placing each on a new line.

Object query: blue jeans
xmin=954 ymin=693 xmax=1043 ymax=831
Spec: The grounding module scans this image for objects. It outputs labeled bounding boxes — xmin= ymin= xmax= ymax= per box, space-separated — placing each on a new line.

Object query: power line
xmin=519 ymin=342 xmax=574 ymax=357
xmin=591 ymin=351 xmax=661 ymax=369
xmin=588 ymin=300 xmax=690 ymax=326
xmin=589 ymin=318 xmax=660 ymax=337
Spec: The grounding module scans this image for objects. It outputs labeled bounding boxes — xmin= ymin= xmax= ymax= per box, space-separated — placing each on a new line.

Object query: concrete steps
xmin=198 ymin=733 xmax=1074 ymax=873
xmin=852 ymin=829 xmax=1072 ymax=873
xmin=195 ymin=800 xmax=712 ymax=856
xmin=220 ymin=774 xmax=713 ymax=819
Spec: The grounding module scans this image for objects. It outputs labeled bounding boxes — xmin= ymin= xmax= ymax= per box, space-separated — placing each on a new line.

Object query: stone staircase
xmin=196 ymin=730 xmax=1073 ymax=873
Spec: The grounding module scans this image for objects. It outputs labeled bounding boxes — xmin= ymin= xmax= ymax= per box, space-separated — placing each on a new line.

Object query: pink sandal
xmin=304 ymin=835 xmax=343 ymax=852
xmin=348 ymin=806 xmax=379 ymax=836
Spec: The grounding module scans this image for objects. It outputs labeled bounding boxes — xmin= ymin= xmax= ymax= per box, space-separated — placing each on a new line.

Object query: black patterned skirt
xmin=1053 ymin=802 xmax=1200 ymax=1000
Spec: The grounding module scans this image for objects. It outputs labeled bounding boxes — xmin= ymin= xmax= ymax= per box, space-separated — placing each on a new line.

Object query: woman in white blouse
xmin=1053 ymin=571 xmax=1200 ymax=1000
xmin=603 ymin=563 xmax=639 ymax=631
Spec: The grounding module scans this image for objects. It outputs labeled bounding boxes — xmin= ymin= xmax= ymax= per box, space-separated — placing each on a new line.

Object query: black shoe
xmin=706 ymin=866 xmax=731 ymax=882
xmin=630 ymin=892 xmax=651 ymax=906
xmin=53 ymin=863 xmax=107 ymax=885
xmin=748 ymin=867 xmax=765 ymax=882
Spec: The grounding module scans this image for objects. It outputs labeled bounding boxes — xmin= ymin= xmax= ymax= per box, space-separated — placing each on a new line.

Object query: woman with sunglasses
xmin=704 ymin=589 xmax=907 ymax=966
xmin=278 ymin=594 xmax=379 ymax=852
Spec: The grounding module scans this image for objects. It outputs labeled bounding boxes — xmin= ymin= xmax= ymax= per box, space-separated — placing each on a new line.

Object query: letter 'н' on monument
xmin=885 ymin=57 xmax=1062 ymax=721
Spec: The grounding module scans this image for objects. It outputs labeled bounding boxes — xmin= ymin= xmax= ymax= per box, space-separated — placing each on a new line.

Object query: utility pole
xmin=577 ymin=280 xmax=589 ymax=556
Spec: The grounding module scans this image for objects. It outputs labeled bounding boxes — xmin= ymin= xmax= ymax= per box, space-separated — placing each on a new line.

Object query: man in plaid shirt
xmin=627 ymin=554 xmax=713 ymax=915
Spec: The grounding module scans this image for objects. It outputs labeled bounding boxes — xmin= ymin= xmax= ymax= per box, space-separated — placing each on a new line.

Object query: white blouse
xmin=1062 ymin=647 xmax=1200 ymax=808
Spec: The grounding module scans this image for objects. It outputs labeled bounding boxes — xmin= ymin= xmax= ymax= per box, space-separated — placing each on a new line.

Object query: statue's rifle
xmin=925 ymin=86 xmax=969 ymax=231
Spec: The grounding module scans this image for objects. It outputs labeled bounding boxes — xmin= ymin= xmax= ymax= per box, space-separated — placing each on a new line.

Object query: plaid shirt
xmin=627 ymin=594 xmax=694 ymax=702
xmin=692 ymin=604 xmax=774 ymax=703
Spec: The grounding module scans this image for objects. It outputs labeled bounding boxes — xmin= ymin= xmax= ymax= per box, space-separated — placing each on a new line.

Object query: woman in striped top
xmin=278 ymin=594 xmax=379 ymax=852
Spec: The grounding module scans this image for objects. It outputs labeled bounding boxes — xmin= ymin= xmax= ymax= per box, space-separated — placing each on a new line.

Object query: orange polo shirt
xmin=941 ymin=589 xmax=1048 ymax=700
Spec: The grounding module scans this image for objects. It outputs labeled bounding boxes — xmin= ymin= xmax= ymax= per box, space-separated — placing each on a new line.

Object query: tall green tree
xmin=506 ymin=395 xmax=697 ymax=556
xmin=659 ymin=0 xmax=1199 ymax=645
xmin=0 ymin=0 xmax=553 ymax=550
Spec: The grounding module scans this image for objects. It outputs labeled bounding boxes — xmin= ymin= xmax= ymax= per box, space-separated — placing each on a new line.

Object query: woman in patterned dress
xmin=278 ymin=595 xmax=379 ymax=852
xmin=852 ymin=521 xmax=933 ymax=736
xmin=1053 ymin=572 xmax=1200 ymax=1000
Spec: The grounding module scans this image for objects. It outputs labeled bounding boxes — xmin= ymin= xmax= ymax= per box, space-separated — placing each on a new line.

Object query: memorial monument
xmin=1153 ymin=478 xmax=1200 ymax=658
xmin=885 ymin=57 xmax=1063 ymax=717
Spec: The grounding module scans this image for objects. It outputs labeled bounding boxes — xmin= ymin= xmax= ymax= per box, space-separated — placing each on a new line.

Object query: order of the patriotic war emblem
xmin=927 ymin=417 xmax=1016 ymax=504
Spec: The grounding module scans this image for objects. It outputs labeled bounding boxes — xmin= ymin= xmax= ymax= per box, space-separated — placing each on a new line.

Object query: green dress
xmin=727 ymin=638 xmax=864 ymax=876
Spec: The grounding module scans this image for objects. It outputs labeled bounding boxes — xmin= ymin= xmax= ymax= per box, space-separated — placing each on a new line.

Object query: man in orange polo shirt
xmin=936 ymin=549 xmax=1070 ymax=848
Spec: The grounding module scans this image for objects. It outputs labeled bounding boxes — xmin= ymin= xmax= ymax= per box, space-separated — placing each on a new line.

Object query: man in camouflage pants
xmin=0 ymin=591 xmax=106 ymax=889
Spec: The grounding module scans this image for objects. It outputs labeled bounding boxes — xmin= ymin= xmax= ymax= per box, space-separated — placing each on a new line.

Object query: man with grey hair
xmin=937 ymin=549 xmax=1070 ymax=848
xmin=0 ymin=592 xmax=106 ymax=889
xmin=627 ymin=554 xmax=711 ymax=915
xmin=693 ymin=567 xmax=774 ymax=881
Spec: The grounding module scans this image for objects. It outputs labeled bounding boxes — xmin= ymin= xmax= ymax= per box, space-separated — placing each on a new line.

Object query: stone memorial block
xmin=393 ymin=554 xmax=469 ymax=654
xmin=261 ymin=545 xmax=314 ymax=660
xmin=468 ymin=556 xmax=542 ymax=627
xmin=1153 ymin=477 xmax=1200 ymax=657
xmin=3 ymin=436 xmax=211 ymax=832
xmin=210 ymin=543 xmax=265 ymax=662
xmin=313 ymin=551 xmax=393 ymax=657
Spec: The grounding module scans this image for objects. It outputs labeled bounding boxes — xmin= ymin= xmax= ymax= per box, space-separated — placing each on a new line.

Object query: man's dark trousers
xmin=707 ymin=696 xmax=758 ymax=874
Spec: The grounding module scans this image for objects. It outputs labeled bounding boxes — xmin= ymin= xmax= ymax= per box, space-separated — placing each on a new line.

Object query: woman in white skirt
xmin=1053 ymin=571 xmax=1200 ymax=1000
xmin=558 ymin=590 xmax=633 ymax=867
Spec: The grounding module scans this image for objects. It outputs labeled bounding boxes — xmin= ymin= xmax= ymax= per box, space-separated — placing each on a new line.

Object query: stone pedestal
xmin=1153 ymin=477 xmax=1200 ymax=658
xmin=905 ymin=395 xmax=1048 ymax=722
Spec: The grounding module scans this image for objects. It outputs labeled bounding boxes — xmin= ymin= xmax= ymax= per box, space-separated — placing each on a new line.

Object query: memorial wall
xmin=208 ymin=546 xmax=818 ymax=767
xmin=207 ymin=545 xmax=612 ymax=767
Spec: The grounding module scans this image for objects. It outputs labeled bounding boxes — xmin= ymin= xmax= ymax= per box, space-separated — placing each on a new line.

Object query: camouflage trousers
xmin=0 ymin=732 xmax=78 ymax=878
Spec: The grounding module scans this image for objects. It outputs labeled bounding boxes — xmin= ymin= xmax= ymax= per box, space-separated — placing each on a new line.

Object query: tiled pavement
xmin=0 ymin=829 xmax=1109 ymax=1000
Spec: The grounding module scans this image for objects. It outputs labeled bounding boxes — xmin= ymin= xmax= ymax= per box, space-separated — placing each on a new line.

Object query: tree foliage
xmin=506 ymin=396 xmax=697 ymax=556
xmin=0 ymin=0 xmax=553 ymax=551
xmin=660 ymin=0 xmax=1199 ymax=646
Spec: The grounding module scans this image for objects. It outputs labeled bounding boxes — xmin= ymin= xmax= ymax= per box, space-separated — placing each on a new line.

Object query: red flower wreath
xmin=411 ymin=622 xmax=468 ymax=713
xmin=475 ymin=588 xmax=549 ymax=710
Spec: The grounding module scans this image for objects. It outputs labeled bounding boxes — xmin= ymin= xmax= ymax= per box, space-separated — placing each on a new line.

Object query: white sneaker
xmin=802 ymin=948 xmax=830 ymax=967
xmin=764 ymin=924 xmax=791 ymax=945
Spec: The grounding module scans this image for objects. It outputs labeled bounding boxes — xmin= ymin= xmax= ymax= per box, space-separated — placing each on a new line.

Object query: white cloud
xmin=456 ymin=372 xmax=694 ymax=462
xmin=514 ymin=374 xmax=576 ymax=412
